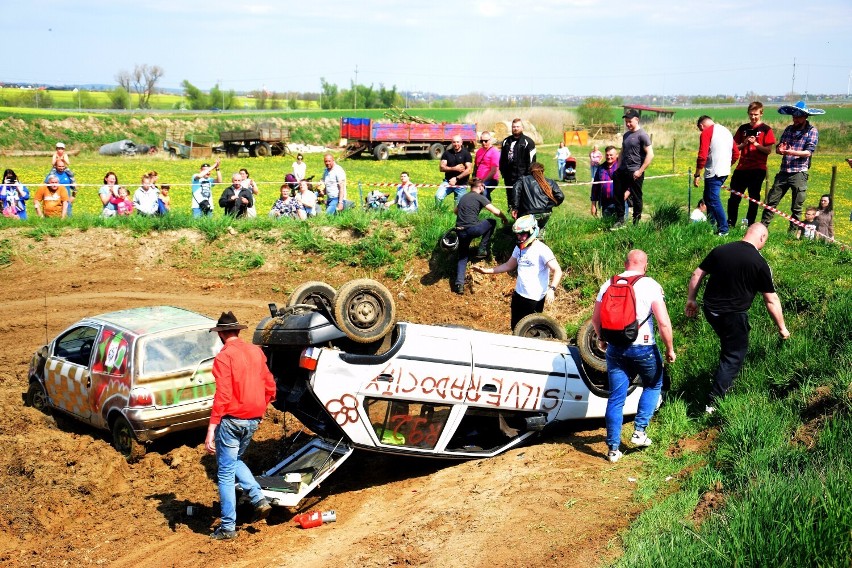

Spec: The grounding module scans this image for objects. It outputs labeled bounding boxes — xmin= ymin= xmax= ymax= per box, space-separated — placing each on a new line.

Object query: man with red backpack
xmin=592 ymin=249 xmax=676 ymax=463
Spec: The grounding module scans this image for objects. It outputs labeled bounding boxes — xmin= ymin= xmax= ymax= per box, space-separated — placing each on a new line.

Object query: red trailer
xmin=340 ymin=118 xmax=477 ymax=160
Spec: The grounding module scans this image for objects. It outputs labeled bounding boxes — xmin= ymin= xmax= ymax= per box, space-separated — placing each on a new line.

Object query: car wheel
xmin=111 ymin=416 xmax=146 ymax=462
xmin=333 ymin=279 xmax=397 ymax=343
xmin=513 ymin=313 xmax=567 ymax=341
xmin=26 ymin=381 xmax=49 ymax=412
xmin=577 ymin=318 xmax=608 ymax=373
xmin=287 ymin=281 xmax=336 ymax=313
xmin=428 ymin=143 xmax=444 ymax=160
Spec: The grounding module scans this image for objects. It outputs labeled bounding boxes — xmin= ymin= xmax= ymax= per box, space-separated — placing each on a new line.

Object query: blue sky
xmin=5 ymin=0 xmax=851 ymax=97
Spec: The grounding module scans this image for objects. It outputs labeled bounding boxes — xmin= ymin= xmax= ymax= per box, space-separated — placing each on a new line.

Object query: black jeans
xmin=704 ymin=308 xmax=750 ymax=402
xmin=613 ymin=169 xmax=644 ymax=224
xmin=728 ymin=169 xmax=766 ymax=227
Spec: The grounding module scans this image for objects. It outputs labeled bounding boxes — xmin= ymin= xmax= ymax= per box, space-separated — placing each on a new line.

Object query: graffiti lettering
xmin=326 ymin=394 xmax=359 ymax=425
xmin=389 ymin=414 xmax=440 ymax=448
xmin=361 ymin=363 xmax=564 ymax=412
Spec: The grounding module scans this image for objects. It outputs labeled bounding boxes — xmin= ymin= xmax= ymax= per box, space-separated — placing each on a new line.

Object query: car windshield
xmin=138 ymin=329 xmax=222 ymax=376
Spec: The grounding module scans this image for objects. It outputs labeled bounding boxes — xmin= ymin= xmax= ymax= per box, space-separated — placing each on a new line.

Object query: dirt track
xmin=0 ymin=228 xmax=654 ymax=567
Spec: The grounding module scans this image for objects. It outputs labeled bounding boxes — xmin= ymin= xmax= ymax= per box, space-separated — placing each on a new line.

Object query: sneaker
xmin=631 ymin=430 xmax=652 ymax=447
xmin=705 ymin=405 xmax=716 ymax=415
xmin=252 ymin=499 xmax=272 ymax=522
xmin=452 ymin=283 xmax=464 ymax=295
xmin=609 ymin=221 xmax=626 ymax=231
xmin=210 ymin=526 xmax=238 ymax=540
xmin=716 ymin=231 xmax=729 ymax=237
xmin=607 ymin=447 xmax=623 ymax=463
xmin=473 ymin=249 xmax=488 ymax=261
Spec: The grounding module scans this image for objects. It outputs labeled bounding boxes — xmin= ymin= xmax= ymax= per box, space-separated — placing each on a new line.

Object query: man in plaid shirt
xmin=761 ymin=101 xmax=823 ymax=231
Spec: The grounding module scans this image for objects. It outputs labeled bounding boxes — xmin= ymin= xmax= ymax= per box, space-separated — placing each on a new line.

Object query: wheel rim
xmin=31 ymin=387 xmax=48 ymax=411
xmin=525 ymin=324 xmax=555 ymax=339
xmin=346 ymin=291 xmax=384 ymax=330
xmin=114 ymin=422 xmax=133 ymax=454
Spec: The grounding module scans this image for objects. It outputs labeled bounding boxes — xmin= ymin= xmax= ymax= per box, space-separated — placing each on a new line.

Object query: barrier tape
xmin=721 ymin=184 xmax=845 ymax=247
xmin=361 ymin=172 xmax=683 ymax=189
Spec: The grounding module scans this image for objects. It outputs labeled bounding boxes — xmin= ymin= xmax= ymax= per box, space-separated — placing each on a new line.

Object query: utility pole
xmin=354 ymin=65 xmax=359 ymax=111
xmin=791 ymin=57 xmax=796 ymax=96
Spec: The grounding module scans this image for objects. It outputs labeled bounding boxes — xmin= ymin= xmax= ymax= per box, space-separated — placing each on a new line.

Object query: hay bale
xmin=492 ymin=120 xmax=542 ymax=144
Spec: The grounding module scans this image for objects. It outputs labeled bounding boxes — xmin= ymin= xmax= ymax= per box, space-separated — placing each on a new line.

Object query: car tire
xmin=287 ymin=281 xmax=336 ymax=313
xmin=333 ymin=279 xmax=397 ymax=343
xmin=111 ymin=416 xmax=146 ymax=462
xmin=577 ymin=318 xmax=608 ymax=373
xmin=428 ymin=143 xmax=444 ymax=160
xmin=513 ymin=313 xmax=567 ymax=341
xmin=25 ymin=381 xmax=49 ymax=412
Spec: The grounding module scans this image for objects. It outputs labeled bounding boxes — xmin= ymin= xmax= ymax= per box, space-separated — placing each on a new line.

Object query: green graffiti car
xmin=24 ymin=306 xmax=222 ymax=460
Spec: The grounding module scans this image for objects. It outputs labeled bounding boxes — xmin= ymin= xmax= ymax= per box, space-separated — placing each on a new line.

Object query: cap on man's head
xmin=201 ymin=163 xmax=211 ymax=169
xmin=55 ymin=142 xmax=65 ymax=149
xmin=209 ymin=311 xmax=248 ymax=332
xmin=622 ymin=109 xmax=640 ymax=120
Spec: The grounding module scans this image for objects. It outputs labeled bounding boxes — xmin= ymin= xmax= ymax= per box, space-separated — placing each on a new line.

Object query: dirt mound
xmin=0 ymin=228 xmax=652 ymax=567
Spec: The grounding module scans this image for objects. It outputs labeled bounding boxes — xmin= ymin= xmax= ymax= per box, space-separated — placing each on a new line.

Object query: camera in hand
xmin=745 ymin=128 xmax=759 ymax=138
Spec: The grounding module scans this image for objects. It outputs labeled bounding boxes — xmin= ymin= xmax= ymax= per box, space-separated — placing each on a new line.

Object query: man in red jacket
xmin=205 ymin=311 xmax=277 ymax=540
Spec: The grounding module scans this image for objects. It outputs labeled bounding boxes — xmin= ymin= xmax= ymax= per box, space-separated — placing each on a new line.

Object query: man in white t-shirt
xmin=321 ymin=153 xmax=347 ymax=214
xmin=592 ymin=249 xmax=676 ymax=464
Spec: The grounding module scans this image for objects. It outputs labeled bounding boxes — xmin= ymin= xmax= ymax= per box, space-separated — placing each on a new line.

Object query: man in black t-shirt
xmin=452 ymin=179 xmax=508 ymax=295
xmin=435 ymin=135 xmax=473 ymax=207
xmin=685 ymin=223 xmax=790 ymax=409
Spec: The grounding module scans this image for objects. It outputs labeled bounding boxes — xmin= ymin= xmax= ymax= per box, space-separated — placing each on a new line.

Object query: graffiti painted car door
xmin=468 ymin=331 xmax=569 ymax=420
xmin=44 ymin=324 xmax=101 ymax=421
xmin=310 ymin=323 xmax=473 ymax=453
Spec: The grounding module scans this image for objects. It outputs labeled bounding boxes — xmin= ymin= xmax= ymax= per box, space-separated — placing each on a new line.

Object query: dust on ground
xmin=0 ymin=228 xmax=664 ymax=567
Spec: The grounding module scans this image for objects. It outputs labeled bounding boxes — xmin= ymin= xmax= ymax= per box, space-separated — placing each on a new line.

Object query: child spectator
xmin=52 ymin=142 xmax=70 ymax=167
xmin=269 ymin=184 xmax=306 ymax=221
xmin=691 ymin=199 xmax=707 ymax=223
xmin=814 ymin=194 xmax=834 ymax=241
xmin=111 ymin=187 xmax=134 ymax=216
xmin=797 ymin=207 xmax=818 ymax=240
xmin=159 ymin=184 xmax=171 ymax=213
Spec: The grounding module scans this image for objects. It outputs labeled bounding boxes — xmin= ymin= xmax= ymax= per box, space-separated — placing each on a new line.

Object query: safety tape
xmin=360 ymin=173 xmax=683 ymax=189
xmin=721 ymin=184 xmax=844 ymax=247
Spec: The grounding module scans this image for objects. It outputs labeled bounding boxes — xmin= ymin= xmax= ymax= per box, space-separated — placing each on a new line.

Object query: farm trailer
xmin=340 ymin=118 xmax=477 ymax=160
xmin=162 ymin=133 xmax=213 ymax=160
xmin=219 ymin=126 xmax=290 ymax=158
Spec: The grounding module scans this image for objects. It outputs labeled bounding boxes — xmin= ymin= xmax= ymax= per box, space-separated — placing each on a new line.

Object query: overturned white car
xmin=251 ymin=279 xmax=649 ymax=507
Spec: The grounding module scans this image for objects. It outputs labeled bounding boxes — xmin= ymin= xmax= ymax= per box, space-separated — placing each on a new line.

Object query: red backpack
xmin=599 ymin=275 xmax=650 ymax=347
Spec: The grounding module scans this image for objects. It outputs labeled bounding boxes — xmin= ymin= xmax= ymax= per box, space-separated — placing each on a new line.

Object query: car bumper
xmin=124 ymin=399 xmax=213 ymax=442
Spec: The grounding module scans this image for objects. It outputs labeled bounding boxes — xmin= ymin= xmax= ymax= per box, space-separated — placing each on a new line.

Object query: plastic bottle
xmin=293 ymin=510 xmax=337 ymax=529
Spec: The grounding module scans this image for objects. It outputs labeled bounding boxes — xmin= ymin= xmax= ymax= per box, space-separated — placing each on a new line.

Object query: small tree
xmin=180 ymin=80 xmax=208 ymax=110
xmin=116 ymin=64 xmax=164 ymax=108
xmin=577 ymin=97 xmax=613 ymax=126
xmin=109 ymin=87 xmax=130 ymax=109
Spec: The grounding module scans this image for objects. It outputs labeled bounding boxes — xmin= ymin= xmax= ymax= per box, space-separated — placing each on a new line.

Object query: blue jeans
xmin=557 ymin=159 xmax=566 ymax=180
xmin=456 ymin=219 xmax=496 ymax=287
xmin=435 ymin=183 xmax=466 ymax=206
xmin=325 ymin=196 xmax=339 ymax=214
xmin=590 ymin=165 xmax=600 ymax=182
xmin=482 ymin=179 xmax=498 ymax=201
xmin=215 ymin=417 xmax=265 ymax=531
xmin=703 ymin=175 xmax=729 ymax=234
xmin=192 ymin=207 xmax=212 ymax=218
xmin=604 ymin=344 xmax=663 ymax=450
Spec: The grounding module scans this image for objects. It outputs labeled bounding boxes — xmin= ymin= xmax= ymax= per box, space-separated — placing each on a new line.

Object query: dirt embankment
xmin=0 ymin=228 xmax=655 ymax=567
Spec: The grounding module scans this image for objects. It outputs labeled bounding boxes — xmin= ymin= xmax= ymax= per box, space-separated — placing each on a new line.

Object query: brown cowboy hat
xmin=209 ymin=311 xmax=248 ymax=332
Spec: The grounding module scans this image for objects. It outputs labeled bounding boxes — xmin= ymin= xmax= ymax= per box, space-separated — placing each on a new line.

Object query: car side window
xmin=54 ymin=326 xmax=100 ymax=367
xmin=364 ymin=398 xmax=452 ymax=450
